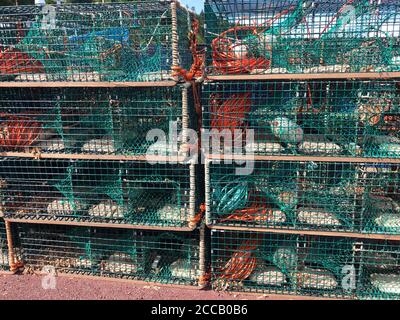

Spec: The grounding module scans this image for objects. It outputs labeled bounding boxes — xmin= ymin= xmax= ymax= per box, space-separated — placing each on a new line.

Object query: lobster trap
xmin=205 ymin=0 xmax=400 ymax=76
xmin=0 ymin=85 xmax=195 ymax=156
xmin=210 ymin=229 xmax=359 ymax=298
xmin=0 ymin=1 xmax=194 ymax=82
xmin=15 ymin=223 xmax=203 ymax=286
xmin=206 ymin=160 xmax=400 ymax=234
xmin=355 ymin=240 xmax=400 ymax=300
xmin=202 ymin=80 xmax=400 ymax=159
xmin=0 ymin=158 xmax=200 ymax=229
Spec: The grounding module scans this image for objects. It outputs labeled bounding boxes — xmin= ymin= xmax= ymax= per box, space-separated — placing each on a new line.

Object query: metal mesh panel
xmin=207 ymin=161 xmax=400 ymax=234
xmin=202 ymin=80 xmax=400 ymax=159
xmin=0 ymin=86 xmax=192 ymax=156
xmin=0 ymin=219 xmax=8 ymax=270
xmin=211 ymin=230 xmax=357 ymax=298
xmin=0 ymin=158 xmax=197 ymax=228
xmin=0 ymin=1 xmax=193 ymax=82
xmin=355 ymin=240 xmax=400 ymax=300
xmin=205 ymin=0 xmax=400 ymax=76
xmin=17 ymin=223 xmax=201 ymax=286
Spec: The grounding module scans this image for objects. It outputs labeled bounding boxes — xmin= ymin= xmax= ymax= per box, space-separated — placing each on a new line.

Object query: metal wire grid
xmin=211 ymin=229 xmax=359 ymax=298
xmin=355 ymin=240 xmax=400 ymax=299
xmin=202 ymin=80 xmax=400 ymax=159
xmin=205 ymin=160 xmax=400 ymax=234
xmin=0 ymin=85 xmax=194 ymax=156
xmin=16 ymin=223 xmax=202 ymax=286
xmin=0 ymin=1 xmax=193 ymax=82
xmin=205 ymin=0 xmax=400 ymax=76
xmin=0 ymin=158 xmax=199 ymax=229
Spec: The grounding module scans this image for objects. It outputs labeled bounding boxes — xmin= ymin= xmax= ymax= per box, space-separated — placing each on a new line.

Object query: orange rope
xmin=172 ymin=18 xmax=205 ymax=81
xmin=198 ymin=272 xmax=211 ymax=287
xmin=0 ymin=114 xmax=43 ymax=150
xmin=0 ymin=47 xmax=45 ymax=75
xmin=189 ymin=203 xmax=206 ymax=229
xmin=212 ymin=26 xmax=270 ymax=74
xmin=219 ymin=239 xmax=259 ymax=281
xmin=220 ymin=193 xmax=278 ymax=223
xmin=221 ymin=207 xmax=277 ymax=223
xmin=210 ymin=92 xmax=251 ymax=132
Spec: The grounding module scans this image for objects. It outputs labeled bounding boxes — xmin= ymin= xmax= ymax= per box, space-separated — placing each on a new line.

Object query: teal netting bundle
xmin=213 ymin=176 xmax=249 ymax=214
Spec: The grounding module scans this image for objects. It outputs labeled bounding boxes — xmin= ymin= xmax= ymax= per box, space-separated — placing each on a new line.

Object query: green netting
xmin=358 ymin=163 xmax=400 ymax=234
xmin=0 ymin=86 xmax=190 ymax=156
xmin=0 ymin=2 xmax=193 ymax=82
xmin=205 ymin=0 xmax=400 ymax=75
xmin=0 ymin=158 xmax=195 ymax=229
xmin=203 ymin=81 xmax=400 ymax=159
xmin=211 ymin=230 xmax=357 ymax=298
xmin=208 ymin=161 xmax=400 ymax=234
xmin=17 ymin=224 xmax=201 ymax=285
xmin=356 ymin=240 xmax=400 ymax=300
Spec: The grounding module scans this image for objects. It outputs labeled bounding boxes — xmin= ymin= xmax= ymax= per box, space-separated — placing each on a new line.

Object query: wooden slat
xmin=205 ymin=154 xmax=400 ymax=164
xmin=206 ymin=72 xmax=400 ymax=82
xmin=4 ymin=218 xmax=196 ymax=232
xmin=0 ymin=152 xmax=188 ymax=163
xmin=208 ymin=224 xmax=400 ymax=241
xmin=0 ymin=81 xmax=177 ymax=88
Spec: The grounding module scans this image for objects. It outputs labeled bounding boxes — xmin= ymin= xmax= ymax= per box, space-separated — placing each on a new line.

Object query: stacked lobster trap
xmin=204 ymin=0 xmax=400 ymax=299
xmin=0 ymin=1 xmax=207 ymax=288
xmin=0 ymin=1 xmax=193 ymax=82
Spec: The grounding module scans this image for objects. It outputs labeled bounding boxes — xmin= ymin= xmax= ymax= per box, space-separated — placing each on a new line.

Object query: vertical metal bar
xmin=171 ymin=0 xmax=180 ymax=80
xmin=5 ymin=221 xmax=17 ymax=273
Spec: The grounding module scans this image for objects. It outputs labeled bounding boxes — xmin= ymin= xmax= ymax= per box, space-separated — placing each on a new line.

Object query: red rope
xmin=219 ymin=239 xmax=259 ymax=281
xmin=0 ymin=47 xmax=45 ymax=75
xmin=0 ymin=114 xmax=42 ymax=150
xmin=211 ymin=6 xmax=298 ymax=75
xmin=210 ymin=92 xmax=251 ymax=132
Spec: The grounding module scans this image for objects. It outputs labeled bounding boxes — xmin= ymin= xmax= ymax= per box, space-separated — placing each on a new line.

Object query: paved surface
xmin=0 ymin=274 xmax=281 ymax=300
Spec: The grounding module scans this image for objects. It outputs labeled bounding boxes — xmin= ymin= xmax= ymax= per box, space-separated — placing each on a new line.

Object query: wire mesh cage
xmin=210 ymin=230 xmax=358 ymax=298
xmin=355 ymin=240 xmax=400 ymax=300
xmin=16 ymin=223 xmax=202 ymax=286
xmin=202 ymin=80 xmax=400 ymax=158
xmin=0 ymin=85 xmax=195 ymax=156
xmin=205 ymin=0 xmax=400 ymax=76
xmin=0 ymin=158 xmax=199 ymax=229
xmin=206 ymin=160 xmax=400 ymax=234
xmin=0 ymin=1 xmax=194 ymax=82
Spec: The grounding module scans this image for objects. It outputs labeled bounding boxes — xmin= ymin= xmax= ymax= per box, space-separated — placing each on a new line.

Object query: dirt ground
xmin=0 ymin=273 xmax=287 ymax=300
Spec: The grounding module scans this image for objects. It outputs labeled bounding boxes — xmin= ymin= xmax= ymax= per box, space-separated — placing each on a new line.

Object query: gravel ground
xmin=0 ymin=274 xmax=290 ymax=300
